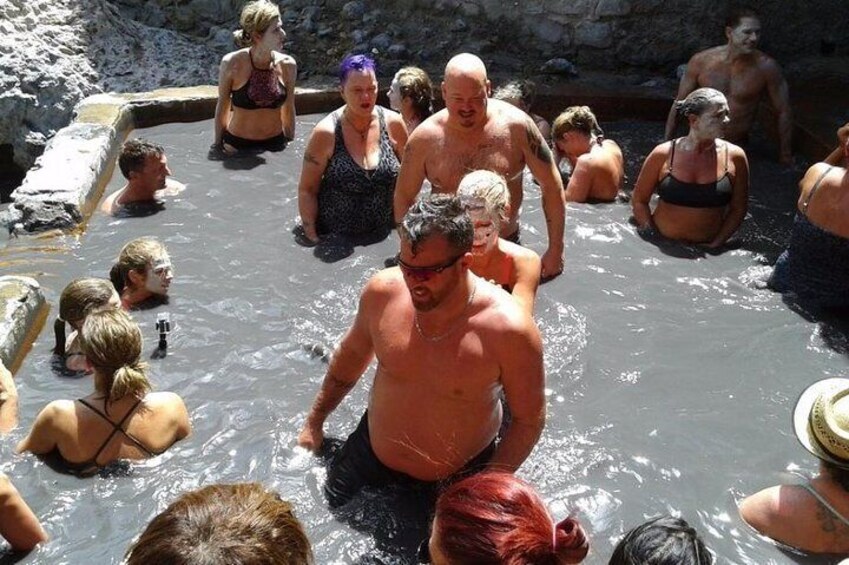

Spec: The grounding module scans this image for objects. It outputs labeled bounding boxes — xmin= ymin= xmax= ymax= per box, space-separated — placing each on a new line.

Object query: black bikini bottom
xmin=222 ymin=130 xmax=288 ymax=152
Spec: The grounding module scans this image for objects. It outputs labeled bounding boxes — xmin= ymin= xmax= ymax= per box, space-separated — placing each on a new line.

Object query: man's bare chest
xmin=699 ymin=63 xmax=766 ymax=103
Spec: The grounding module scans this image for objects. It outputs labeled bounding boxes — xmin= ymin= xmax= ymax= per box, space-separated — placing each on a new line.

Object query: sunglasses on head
xmin=395 ymin=252 xmax=464 ymax=280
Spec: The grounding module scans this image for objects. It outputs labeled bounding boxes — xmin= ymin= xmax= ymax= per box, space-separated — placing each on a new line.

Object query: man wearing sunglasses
xmin=298 ymin=195 xmax=545 ymax=509
xmin=393 ymin=53 xmax=565 ymax=280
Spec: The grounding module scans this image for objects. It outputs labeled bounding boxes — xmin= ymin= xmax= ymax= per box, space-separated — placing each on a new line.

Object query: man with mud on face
xmin=298 ymin=195 xmax=545 ymax=509
xmin=665 ymin=8 xmax=793 ymax=165
xmin=394 ymin=53 xmax=566 ymax=280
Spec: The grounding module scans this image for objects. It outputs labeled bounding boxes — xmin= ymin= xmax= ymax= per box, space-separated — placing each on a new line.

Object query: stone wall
xmin=2 ymin=0 xmax=846 ymax=174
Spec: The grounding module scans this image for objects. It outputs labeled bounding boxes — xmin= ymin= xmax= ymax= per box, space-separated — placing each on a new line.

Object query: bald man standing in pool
xmin=393 ymin=53 xmax=566 ymax=279
xmin=298 ymin=195 xmax=545 ymax=508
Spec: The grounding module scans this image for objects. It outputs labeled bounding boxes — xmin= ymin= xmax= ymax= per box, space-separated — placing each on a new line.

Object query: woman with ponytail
xmin=211 ymin=0 xmax=297 ymax=157
xmin=109 ymin=237 xmax=174 ymax=309
xmin=425 ymin=471 xmax=589 ymax=564
xmin=17 ymin=309 xmax=190 ymax=476
xmin=53 ymin=278 xmax=120 ymax=372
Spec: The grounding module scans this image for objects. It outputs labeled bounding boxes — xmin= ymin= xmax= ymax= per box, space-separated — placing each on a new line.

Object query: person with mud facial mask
xmin=109 ymin=238 xmax=174 ymax=310
xmin=458 ymin=170 xmax=541 ymax=316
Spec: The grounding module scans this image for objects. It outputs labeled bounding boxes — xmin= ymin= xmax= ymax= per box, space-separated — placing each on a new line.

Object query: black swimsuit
xmin=657 ymin=139 xmax=733 ymax=208
xmin=43 ymin=398 xmax=160 ymax=477
xmin=230 ymin=52 xmax=287 ymax=110
xmin=317 ymin=107 xmax=400 ymax=236
xmin=223 ymin=51 xmax=289 ymax=152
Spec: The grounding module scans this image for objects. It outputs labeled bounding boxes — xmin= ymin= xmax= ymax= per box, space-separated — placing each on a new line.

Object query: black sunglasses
xmin=395 ymin=253 xmax=464 ymax=280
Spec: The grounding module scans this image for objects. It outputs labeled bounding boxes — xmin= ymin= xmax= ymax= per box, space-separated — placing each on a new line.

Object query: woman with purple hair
xmin=297 ymin=54 xmax=407 ymax=244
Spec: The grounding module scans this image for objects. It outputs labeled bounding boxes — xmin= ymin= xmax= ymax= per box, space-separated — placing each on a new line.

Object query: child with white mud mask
xmin=109 ymin=237 xmax=174 ymax=310
xmin=457 ymin=170 xmax=542 ymax=316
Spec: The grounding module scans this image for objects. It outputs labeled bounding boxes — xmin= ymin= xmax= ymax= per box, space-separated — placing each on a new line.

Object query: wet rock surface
xmin=0 ymin=276 xmax=45 ymax=368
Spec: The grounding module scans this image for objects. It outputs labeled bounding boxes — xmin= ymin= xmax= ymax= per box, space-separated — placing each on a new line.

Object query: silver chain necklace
xmin=414 ymin=281 xmax=477 ymax=342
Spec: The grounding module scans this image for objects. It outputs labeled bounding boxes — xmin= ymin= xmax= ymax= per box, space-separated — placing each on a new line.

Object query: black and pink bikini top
xmin=231 ymin=51 xmax=287 ymax=110
xmin=657 ymin=138 xmax=733 ymax=208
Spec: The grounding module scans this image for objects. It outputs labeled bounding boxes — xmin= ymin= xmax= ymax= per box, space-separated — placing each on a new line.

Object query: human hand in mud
xmin=297 ymin=419 xmax=324 ymax=452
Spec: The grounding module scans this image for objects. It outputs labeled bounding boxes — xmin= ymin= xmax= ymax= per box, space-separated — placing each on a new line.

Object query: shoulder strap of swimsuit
xmin=668 ymin=138 xmax=677 ymax=173
xmin=801 ymin=166 xmax=834 ymax=214
xmin=724 ymin=141 xmax=729 ymax=175
xmin=798 ymin=482 xmax=849 ymax=528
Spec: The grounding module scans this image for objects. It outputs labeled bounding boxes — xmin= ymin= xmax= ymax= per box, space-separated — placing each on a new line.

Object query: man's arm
xmin=487 ymin=313 xmax=545 ymax=472
xmin=522 ymin=117 xmax=565 ymax=279
xmin=665 ymin=57 xmax=701 ymax=140
xmin=297 ymin=279 xmax=378 ymax=451
xmin=393 ymin=135 xmax=428 ymax=225
xmin=764 ymin=59 xmax=793 ymax=164
xmin=0 ymin=474 xmax=48 ymax=552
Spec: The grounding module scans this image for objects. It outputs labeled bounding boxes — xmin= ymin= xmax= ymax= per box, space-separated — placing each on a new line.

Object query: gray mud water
xmin=1 ymin=116 xmax=847 ymax=564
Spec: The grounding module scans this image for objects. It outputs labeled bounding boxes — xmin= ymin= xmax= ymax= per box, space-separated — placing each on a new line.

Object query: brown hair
xmin=118 ymin=139 xmax=164 ymax=180
xmin=552 ymin=106 xmax=604 ymax=141
xmin=233 ymin=0 xmax=281 ymax=48
xmin=725 ymin=6 xmax=759 ymax=29
xmin=80 ymin=309 xmax=151 ymax=404
xmin=125 ymin=483 xmax=314 ymax=565
xmin=395 ymin=66 xmax=434 ymax=121
xmin=109 ymin=237 xmax=168 ymax=294
xmin=54 ymin=278 xmax=117 ymax=355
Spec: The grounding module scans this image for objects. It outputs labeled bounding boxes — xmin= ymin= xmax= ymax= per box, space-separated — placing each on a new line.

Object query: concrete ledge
xmin=1 ymin=85 xmax=342 ymax=234
xmin=0 ymin=276 xmax=47 ymax=371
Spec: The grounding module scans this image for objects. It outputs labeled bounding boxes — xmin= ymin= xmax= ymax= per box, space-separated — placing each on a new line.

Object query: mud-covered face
xmin=727 ymin=17 xmax=760 ymax=54
xmin=144 ymin=254 xmax=173 ymax=296
xmin=468 ymin=207 xmax=499 ymax=255
xmin=388 ymin=75 xmax=403 ymax=111
xmin=258 ymin=18 xmax=286 ymax=51
xmin=694 ymin=100 xmax=730 ymax=139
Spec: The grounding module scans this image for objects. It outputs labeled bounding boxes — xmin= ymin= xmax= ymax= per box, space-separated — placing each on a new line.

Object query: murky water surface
xmin=1 ymin=117 xmax=847 ymax=564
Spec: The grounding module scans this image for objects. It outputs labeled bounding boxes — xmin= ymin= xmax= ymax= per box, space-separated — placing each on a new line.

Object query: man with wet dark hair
xmin=101 ymin=139 xmax=184 ymax=215
xmin=394 ymin=53 xmax=565 ymax=279
xmin=665 ymin=6 xmax=793 ymax=164
xmin=299 ymin=194 xmax=545 ymax=508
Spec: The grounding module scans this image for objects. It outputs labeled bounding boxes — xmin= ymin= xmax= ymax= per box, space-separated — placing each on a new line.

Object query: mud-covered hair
xmin=399 ymin=194 xmax=473 ymax=255
xmin=675 ymin=88 xmax=726 ymax=118
xmin=458 ymin=170 xmax=510 ymax=226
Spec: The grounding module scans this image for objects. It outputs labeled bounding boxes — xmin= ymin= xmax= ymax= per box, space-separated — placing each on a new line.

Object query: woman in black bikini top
xmin=632 ymin=87 xmax=750 ymax=248
xmin=211 ymin=0 xmax=297 ymax=157
xmin=17 ymin=309 xmax=191 ymax=477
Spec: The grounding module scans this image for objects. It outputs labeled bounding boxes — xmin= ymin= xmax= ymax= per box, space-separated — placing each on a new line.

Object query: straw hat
xmin=793 ymin=377 xmax=849 ymax=469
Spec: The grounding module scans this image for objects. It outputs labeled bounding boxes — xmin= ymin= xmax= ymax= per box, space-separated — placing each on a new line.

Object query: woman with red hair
xmin=425 ymin=472 xmax=589 ymax=564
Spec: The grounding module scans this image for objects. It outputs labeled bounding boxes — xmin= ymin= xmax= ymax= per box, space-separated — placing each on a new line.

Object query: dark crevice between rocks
xmin=0 ymin=144 xmax=25 ymax=204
